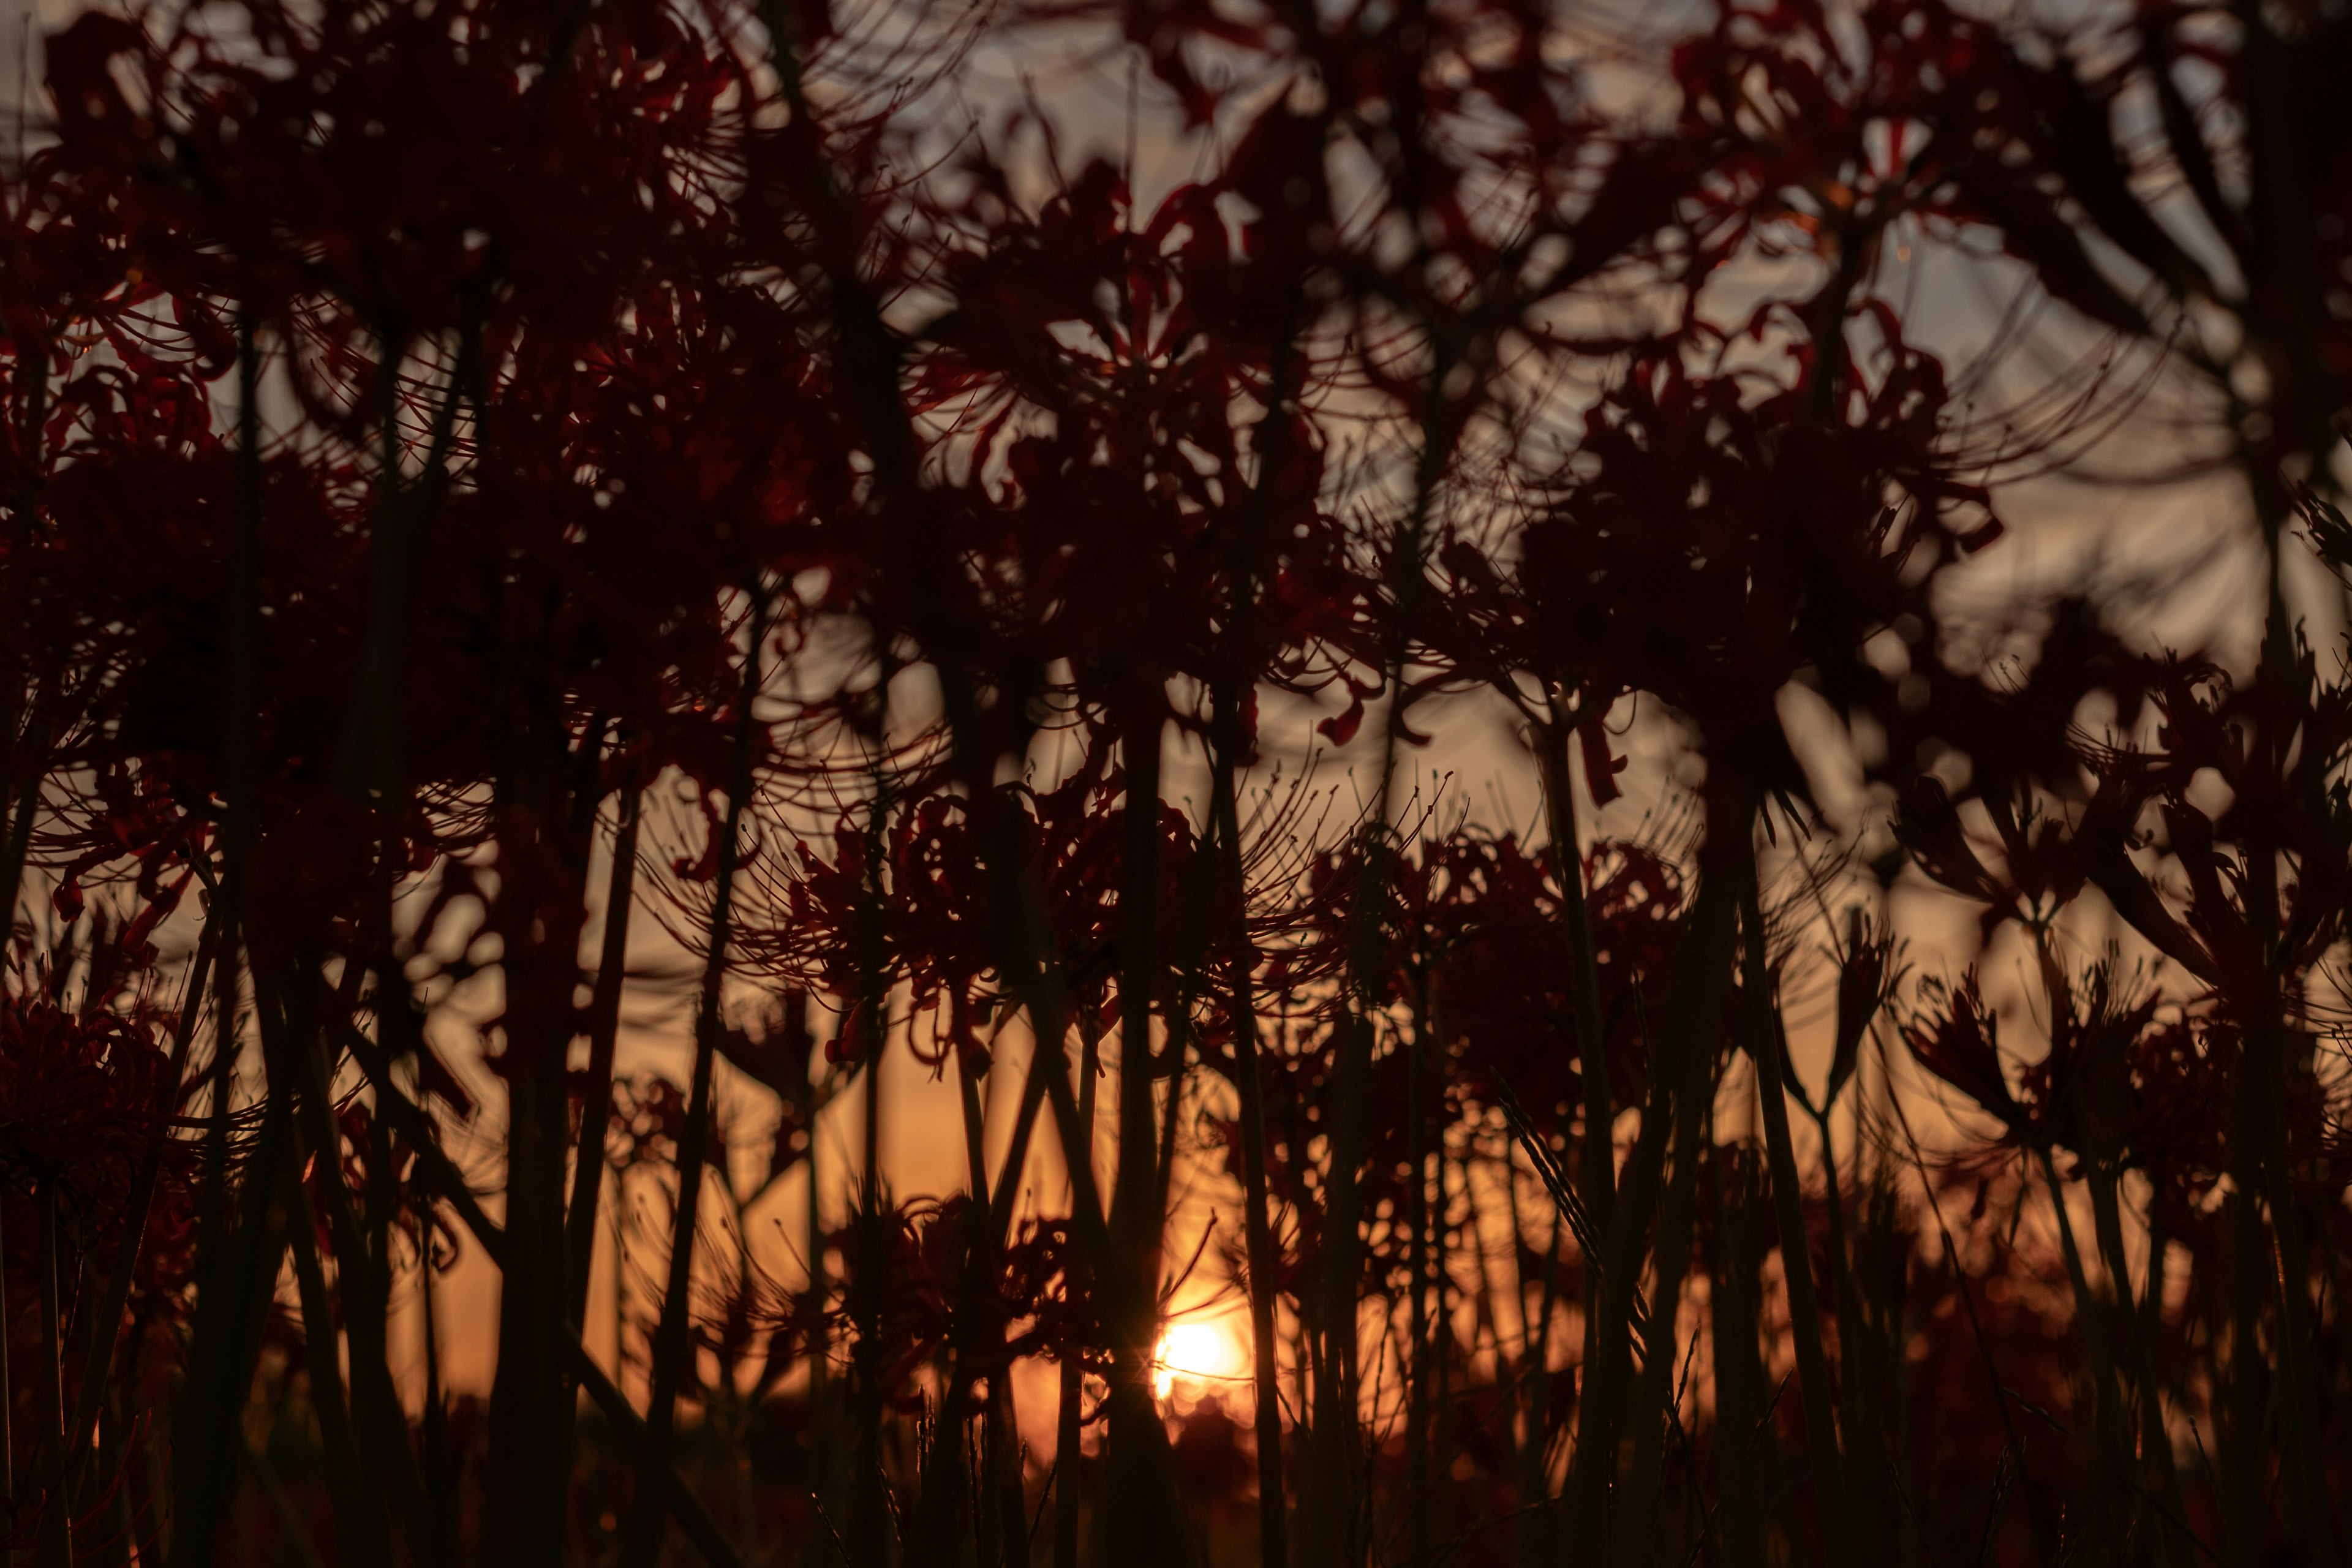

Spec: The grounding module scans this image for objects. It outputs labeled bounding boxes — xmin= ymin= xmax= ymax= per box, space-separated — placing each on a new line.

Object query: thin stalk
xmin=1536 ymin=716 xmax=1619 ymax=1532
xmin=988 ymin=1036 xmax=1055 ymax=1243
xmin=805 ymin=1088 xmax=827 ymax=1399
xmin=622 ymin=585 xmax=769 ymax=1568
xmin=0 ymin=1189 xmax=12 ymax=1525
xmin=2130 ymin=1218 xmax=2190 ymax=1553
xmin=1433 ymin=1125 xmax=1460 ymax=1544
xmin=328 ymin=1062 xmax=435 ymax=1554
xmin=846 ymin=1056 xmax=887 ymax=1567
xmin=1498 ymin=1133 xmax=1531 ymax=1498
xmin=1885 ymin=1053 xmax=2059 ymax=1548
xmin=1537 ymin=710 xmax=1615 ymax=1239
xmin=956 ymin=1014 xmax=1060 ymax=1568
xmin=0 ymin=750 xmax=37 ymax=946
xmin=1738 ymin=866 xmax=1856 ymax=1568
xmin=33 ymin=1185 xmax=67 ymax=1568
xmin=1102 ymin=692 xmax=1174 ymax=1564
xmin=1055 ymin=1003 xmax=1106 ymax=1568
xmin=1054 ymin=1352 xmax=1085 ymax=1568
xmin=567 ymin=769 xmax=644 ymax=1325
xmin=985 ymin=1373 xmax=1027 ymax=1568
xmin=906 ymin=1033 xmax=1010 ymax=1562
xmin=1311 ymin=1005 xmax=1375 ymax=1562
xmin=1406 ymin=978 xmax=1433 ymax=1566
xmin=2244 ymin=1050 xmax=2337 ymax=1565
xmin=1311 ymin=349 xmax=1455 ymax=1568
xmin=92 ymin=1377 xmax=130 ymax=1568
xmin=420 ymin=1207 xmax=453 ymax=1566
xmin=2035 ymin=1147 xmax=2134 ymax=1558
xmin=1610 ymin=921 xmax=1724 ymax=1567
xmin=1152 ymin=1044 xmax=1186 ymax=1262
xmin=481 ymin=743 xmax=588 ymax=1562
xmin=1208 ymin=707 xmax=1290 ymax=1568
xmin=2217 ymin=1182 xmax=2267 ymax=1568
xmin=62 ymin=916 xmax=219 ymax=1491
xmin=612 ymin=1173 xmax=633 ymax=1389
xmin=166 ymin=1082 xmax=298 ymax=1568
xmin=287 ymin=1202 xmax=386 ymax=1568
xmin=1806 ymin=1094 xmax=1877 ymax=1556
xmin=335 ymin=321 xmax=473 ymax=805
xmin=2086 ymin=1159 xmax=2178 ymax=1567
xmin=797 ymin=1038 xmax=834 ymax=1548
xmin=1707 ymin=1145 xmax=1769 ymax=1568
xmin=1559 ymin=873 xmax=1732 ymax=1549
xmin=1515 ymin=1188 xmax=1564 ymax=1567
xmin=277 ymin=973 xmax=432 ymax=1562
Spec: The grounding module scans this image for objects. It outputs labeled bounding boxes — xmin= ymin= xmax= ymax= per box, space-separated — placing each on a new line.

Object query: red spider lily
xmin=761 ymin=739 xmax=1206 ymax=1076
xmin=908 ymin=149 xmax=1379 ymax=758
xmin=821 ymin=1195 xmax=1098 ymax=1417
xmin=1520 ymin=329 xmax=1993 ymax=797
xmin=47 ymin=0 xmax=744 ymax=331
xmin=1904 ymin=971 xmax=2027 ymax=1140
xmin=1905 ymin=952 xmax=2226 ymax=1183
xmin=0 ymin=965 xmax=176 ymax=1202
xmin=1441 ymin=837 xmax=1687 ymax=1126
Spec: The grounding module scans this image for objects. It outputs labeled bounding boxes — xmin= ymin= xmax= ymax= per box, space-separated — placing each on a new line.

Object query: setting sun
xmin=1152 ymin=1318 xmax=1253 ymax=1401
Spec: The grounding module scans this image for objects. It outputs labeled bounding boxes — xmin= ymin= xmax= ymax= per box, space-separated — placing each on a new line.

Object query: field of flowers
xmin=0 ymin=0 xmax=2345 ymax=1564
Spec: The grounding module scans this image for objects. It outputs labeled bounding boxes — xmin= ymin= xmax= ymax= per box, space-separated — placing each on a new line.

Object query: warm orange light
xmin=1152 ymin=1317 xmax=1251 ymax=1401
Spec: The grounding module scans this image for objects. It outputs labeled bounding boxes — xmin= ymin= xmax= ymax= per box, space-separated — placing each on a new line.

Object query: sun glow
xmin=1152 ymin=1318 xmax=1253 ymax=1402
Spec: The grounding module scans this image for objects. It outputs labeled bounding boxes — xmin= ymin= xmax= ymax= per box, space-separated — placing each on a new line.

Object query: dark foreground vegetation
xmin=0 ymin=0 xmax=2348 ymax=1562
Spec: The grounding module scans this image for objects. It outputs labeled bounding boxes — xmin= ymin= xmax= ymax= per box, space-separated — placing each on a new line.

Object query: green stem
xmin=287 ymin=1198 xmax=385 ymax=1568
xmin=566 ymin=769 xmax=644 ymax=1325
xmin=1738 ymin=864 xmax=1856 ymax=1568
xmin=1706 ymin=1145 xmax=1770 ymax=1568
xmin=1608 ymin=877 xmax=1733 ymax=1566
xmin=32 ymin=1185 xmax=67 ymax=1568
xmin=61 ymin=915 xmax=220 ymax=1493
xmin=622 ymin=586 xmax=769 ymax=1568
xmin=1539 ymin=710 xmax=1616 ymax=1241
